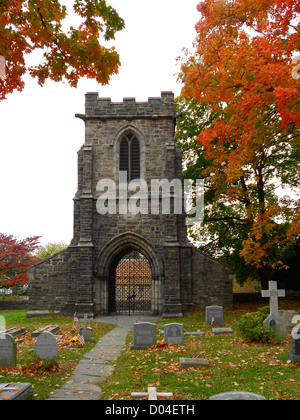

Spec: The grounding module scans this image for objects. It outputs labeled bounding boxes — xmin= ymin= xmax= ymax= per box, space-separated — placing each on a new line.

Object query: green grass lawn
xmin=102 ymin=301 xmax=300 ymax=401
xmin=0 ymin=310 xmax=114 ymax=400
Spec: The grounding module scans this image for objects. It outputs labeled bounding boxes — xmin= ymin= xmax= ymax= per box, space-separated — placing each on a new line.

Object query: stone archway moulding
xmin=96 ymin=231 xmax=164 ymax=279
xmin=110 ymin=124 xmax=148 ymax=147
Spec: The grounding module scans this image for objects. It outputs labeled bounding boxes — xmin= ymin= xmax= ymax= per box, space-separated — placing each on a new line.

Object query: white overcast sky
xmin=0 ymin=0 xmax=199 ymax=246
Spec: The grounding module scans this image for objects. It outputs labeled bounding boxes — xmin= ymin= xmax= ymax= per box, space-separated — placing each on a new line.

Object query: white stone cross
xmin=131 ymin=387 xmax=173 ymax=401
xmin=261 ymin=281 xmax=285 ymax=317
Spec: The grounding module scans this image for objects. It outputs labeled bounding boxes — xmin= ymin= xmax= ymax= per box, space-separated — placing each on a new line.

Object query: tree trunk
xmin=258 ymin=266 xmax=272 ymax=290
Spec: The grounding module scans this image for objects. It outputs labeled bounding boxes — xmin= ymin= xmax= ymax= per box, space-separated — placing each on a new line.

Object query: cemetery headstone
xmin=164 ymin=323 xmax=184 ymax=345
xmin=261 ymin=281 xmax=287 ymax=340
xmin=130 ymin=322 xmax=156 ymax=350
xmin=179 ymin=358 xmax=209 ymax=369
xmin=209 ymin=391 xmax=266 ymax=401
xmin=205 ymin=306 xmax=225 ymax=326
xmin=34 ymin=331 xmax=58 ymax=360
xmin=131 ymin=386 xmax=173 ymax=400
xmin=0 ymin=383 xmax=33 ymax=400
xmin=0 ymin=333 xmax=17 ymax=368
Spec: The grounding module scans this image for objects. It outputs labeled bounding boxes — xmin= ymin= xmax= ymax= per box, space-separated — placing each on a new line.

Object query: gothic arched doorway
xmin=96 ymin=232 xmax=164 ymax=316
xmin=108 ymin=248 xmax=153 ymax=315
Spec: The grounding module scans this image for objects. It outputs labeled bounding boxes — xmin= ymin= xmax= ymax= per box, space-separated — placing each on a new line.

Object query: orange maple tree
xmin=0 ymin=0 xmax=125 ymax=100
xmin=179 ymin=0 xmax=300 ymax=285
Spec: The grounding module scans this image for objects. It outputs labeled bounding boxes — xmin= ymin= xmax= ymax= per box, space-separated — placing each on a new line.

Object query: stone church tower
xmin=28 ymin=92 xmax=233 ymax=318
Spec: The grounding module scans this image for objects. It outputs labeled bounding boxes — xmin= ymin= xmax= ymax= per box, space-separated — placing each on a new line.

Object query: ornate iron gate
xmin=109 ymin=250 xmax=153 ymax=315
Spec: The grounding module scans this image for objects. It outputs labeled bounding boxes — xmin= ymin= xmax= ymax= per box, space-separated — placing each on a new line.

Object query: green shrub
xmin=236 ymin=306 xmax=279 ymax=343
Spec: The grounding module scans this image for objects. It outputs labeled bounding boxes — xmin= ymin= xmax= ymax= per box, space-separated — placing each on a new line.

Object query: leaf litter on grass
xmin=102 ymin=304 xmax=300 ymax=400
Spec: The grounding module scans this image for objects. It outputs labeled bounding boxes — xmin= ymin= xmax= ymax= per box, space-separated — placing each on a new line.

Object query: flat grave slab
xmin=159 ymin=330 xmax=205 ymax=337
xmin=212 ymin=327 xmax=233 ymax=335
xmin=0 ymin=327 xmax=26 ymax=338
xmin=0 ymin=383 xmax=33 ymax=400
xmin=31 ymin=325 xmax=60 ymax=338
xmin=179 ymin=358 xmax=209 ymax=369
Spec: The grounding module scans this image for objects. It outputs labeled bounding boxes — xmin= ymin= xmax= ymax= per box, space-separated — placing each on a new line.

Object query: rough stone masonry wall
xmin=27 ymin=250 xmax=68 ymax=317
xmin=191 ymin=249 xmax=233 ymax=310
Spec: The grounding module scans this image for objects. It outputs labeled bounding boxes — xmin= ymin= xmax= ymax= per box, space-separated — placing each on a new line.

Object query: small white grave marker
xmin=131 ymin=387 xmax=173 ymax=401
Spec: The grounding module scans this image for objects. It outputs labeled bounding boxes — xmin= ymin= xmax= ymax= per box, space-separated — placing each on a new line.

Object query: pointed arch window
xmin=119 ymin=133 xmax=140 ymax=182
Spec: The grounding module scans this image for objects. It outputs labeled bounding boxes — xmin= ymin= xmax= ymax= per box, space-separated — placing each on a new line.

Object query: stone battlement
xmin=82 ymin=91 xmax=175 ymax=119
